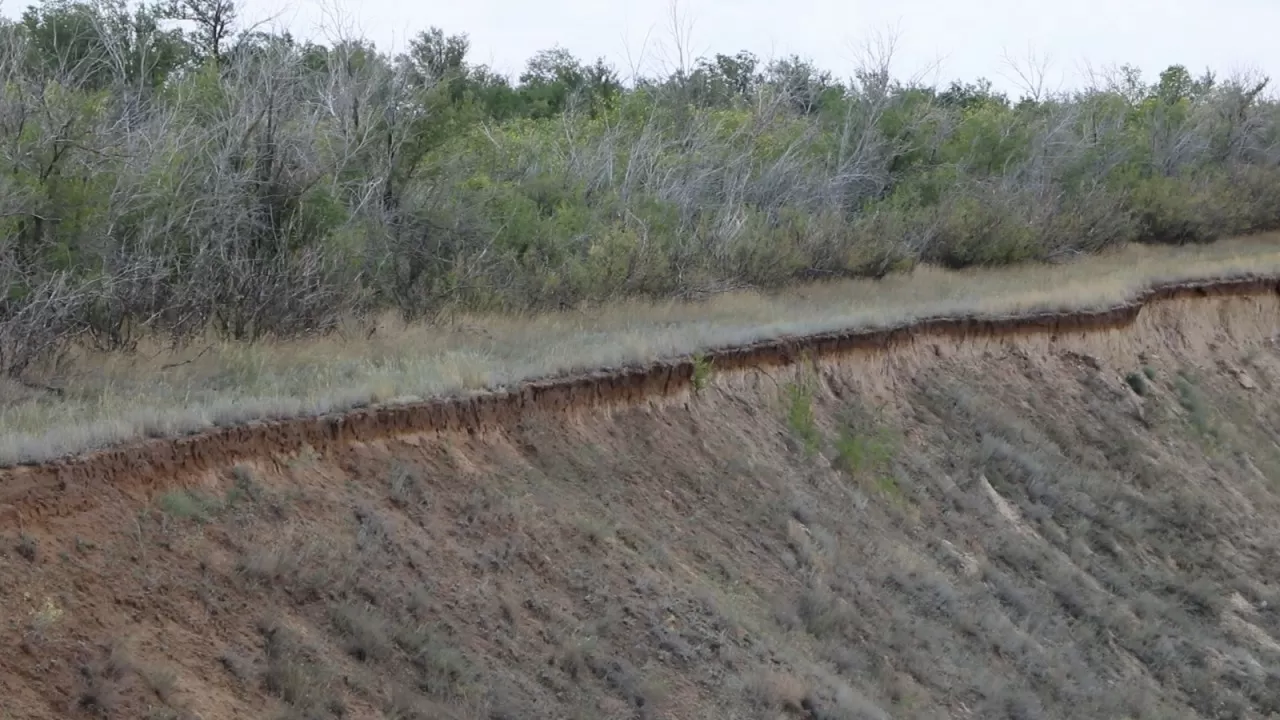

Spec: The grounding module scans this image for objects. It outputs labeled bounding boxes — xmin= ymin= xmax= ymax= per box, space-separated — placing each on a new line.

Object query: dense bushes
xmin=2 ymin=0 xmax=1279 ymax=375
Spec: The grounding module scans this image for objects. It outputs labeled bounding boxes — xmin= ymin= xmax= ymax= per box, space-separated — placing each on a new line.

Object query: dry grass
xmin=3 ymin=234 xmax=1280 ymax=466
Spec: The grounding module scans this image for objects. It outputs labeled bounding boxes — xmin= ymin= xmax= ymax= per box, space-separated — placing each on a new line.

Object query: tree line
xmin=2 ymin=0 xmax=1278 ymax=379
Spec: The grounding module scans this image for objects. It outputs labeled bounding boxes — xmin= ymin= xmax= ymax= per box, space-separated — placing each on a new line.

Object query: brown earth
xmin=5 ymin=278 xmax=1280 ymax=718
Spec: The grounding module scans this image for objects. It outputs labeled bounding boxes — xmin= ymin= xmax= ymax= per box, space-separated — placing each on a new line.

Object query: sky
xmin=11 ymin=0 xmax=1280 ymax=95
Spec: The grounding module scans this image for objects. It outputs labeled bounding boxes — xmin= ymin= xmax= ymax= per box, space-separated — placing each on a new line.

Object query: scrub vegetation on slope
xmin=5 ymin=286 xmax=1280 ymax=719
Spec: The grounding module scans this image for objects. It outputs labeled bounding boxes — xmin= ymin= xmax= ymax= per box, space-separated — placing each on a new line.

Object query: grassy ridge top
xmin=3 ymin=234 xmax=1279 ymax=467
xmin=5 ymin=3 xmax=1280 ymax=463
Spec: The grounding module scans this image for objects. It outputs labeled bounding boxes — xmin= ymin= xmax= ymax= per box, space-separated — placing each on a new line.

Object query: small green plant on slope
xmin=16 ymin=533 xmax=38 ymax=561
xmin=785 ymin=373 xmax=822 ymax=456
xmin=835 ymin=403 xmax=902 ymax=499
xmin=387 ymin=461 xmax=430 ymax=510
xmin=223 ymin=464 xmax=263 ymax=508
xmin=158 ymin=489 xmax=222 ymax=523
xmin=691 ymin=352 xmax=715 ymax=393
xmin=1175 ymin=371 xmax=1219 ymax=441
xmin=1125 ymin=371 xmax=1148 ymax=397
xmin=160 ymin=467 xmax=263 ymax=524
xmin=834 ymin=428 xmax=896 ymax=476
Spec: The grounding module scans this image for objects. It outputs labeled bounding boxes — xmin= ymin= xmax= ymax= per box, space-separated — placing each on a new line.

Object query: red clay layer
xmin=2 ymin=275 xmax=1277 ymax=526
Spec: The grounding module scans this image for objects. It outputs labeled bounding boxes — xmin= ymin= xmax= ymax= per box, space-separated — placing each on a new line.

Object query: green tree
xmin=20 ymin=0 xmax=188 ymax=89
xmin=160 ymin=0 xmax=235 ymax=65
xmin=519 ymin=46 xmax=620 ymax=118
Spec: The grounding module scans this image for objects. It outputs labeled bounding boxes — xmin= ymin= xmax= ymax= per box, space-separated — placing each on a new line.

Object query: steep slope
xmin=5 ymin=281 xmax=1280 ymax=719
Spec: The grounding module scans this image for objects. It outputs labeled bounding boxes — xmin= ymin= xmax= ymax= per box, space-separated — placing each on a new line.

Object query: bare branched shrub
xmin=75 ymin=640 xmax=135 ymax=717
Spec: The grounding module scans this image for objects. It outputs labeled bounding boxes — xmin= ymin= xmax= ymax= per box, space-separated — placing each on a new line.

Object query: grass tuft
xmin=1125 ymin=371 xmax=1149 ymax=397
xmin=691 ymin=352 xmax=715 ymax=393
xmin=786 ymin=379 xmax=822 ymax=455
xmin=1176 ymin=372 xmax=1219 ymax=440
xmin=158 ymin=489 xmax=221 ymax=523
xmin=16 ymin=533 xmax=38 ymax=562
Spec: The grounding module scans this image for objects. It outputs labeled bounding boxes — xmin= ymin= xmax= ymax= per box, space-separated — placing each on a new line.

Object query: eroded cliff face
xmin=4 ymin=279 xmax=1280 ymax=719
xmin=3 ymin=276 xmax=1274 ymax=524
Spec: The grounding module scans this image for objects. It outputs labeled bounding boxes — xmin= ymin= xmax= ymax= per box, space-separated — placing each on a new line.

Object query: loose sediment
xmin=3 ymin=274 xmax=1278 ymax=527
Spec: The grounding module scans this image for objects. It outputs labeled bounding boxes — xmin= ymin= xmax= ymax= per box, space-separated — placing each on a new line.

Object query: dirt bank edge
xmin=3 ymin=274 xmax=1278 ymax=525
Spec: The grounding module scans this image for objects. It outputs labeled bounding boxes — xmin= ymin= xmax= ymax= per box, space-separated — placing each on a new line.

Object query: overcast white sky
xmin=18 ymin=0 xmax=1280 ymax=95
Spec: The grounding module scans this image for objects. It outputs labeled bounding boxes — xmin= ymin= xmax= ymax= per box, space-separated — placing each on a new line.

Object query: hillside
xmin=9 ymin=3 xmax=1280 ymax=716
xmin=6 ymin=259 xmax=1280 ymax=719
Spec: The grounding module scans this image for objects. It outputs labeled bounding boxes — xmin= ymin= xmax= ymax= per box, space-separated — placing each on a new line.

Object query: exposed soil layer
xmin=5 ymin=276 xmax=1280 ymax=718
